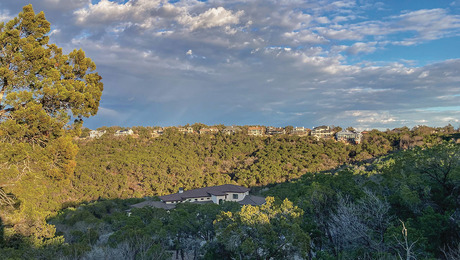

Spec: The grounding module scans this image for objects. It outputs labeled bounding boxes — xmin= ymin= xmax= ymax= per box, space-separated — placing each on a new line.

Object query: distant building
xmin=209 ymin=127 xmax=219 ymax=133
xmin=151 ymin=128 xmax=164 ymax=137
xmin=89 ymin=130 xmax=106 ymax=138
xmin=248 ymin=126 xmax=264 ymax=136
xmin=186 ymin=127 xmax=194 ymax=134
xmin=115 ymin=129 xmax=133 ymax=136
xmin=291 ymin=127 xmax=309 ymax=136
xmin=266 ymin=127 xmax=286 ymax=135
xmin=311 ymin=125 xmax=333 ymax=139
xmin=336 ymin=131 xmax=363 ymax=144
xmin=222 ymin=125 xmax=242 ymax=135
xmin=199 ymin=128 xmax=219 ymax=134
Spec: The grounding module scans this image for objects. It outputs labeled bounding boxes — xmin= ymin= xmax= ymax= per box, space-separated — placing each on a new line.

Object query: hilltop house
xmin=266 ymin=127 xmax=286 ymax=135
xmin=248 ymin=126 xmax=264 ymax=136
xmin=222 ymin=125 xmax=242 ymax=135
xmin=311 ymin=125 xmax=334 ymax=139
xmin=115 ymin=129 xmax=133 ymax=136
xmin=151 ymin=128 xmax=164 ymax=138
xmin=199 ymin=128 xmax=219 ymax=134
xmin=291 ymin=127 xmax=309 ymax=136
xmin=336 ymin=131 xmax=363 ymax=144
xmin=89 ymin=130 xmax=106 ymax=138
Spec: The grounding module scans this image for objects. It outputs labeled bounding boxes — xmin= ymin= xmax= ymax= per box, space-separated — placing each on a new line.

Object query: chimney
xmin=178 ymin=187 xmax=184 ymax=194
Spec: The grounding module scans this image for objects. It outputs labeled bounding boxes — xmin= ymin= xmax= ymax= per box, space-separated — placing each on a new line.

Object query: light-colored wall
xmin=164 ymin=191 xmax=249 ymax=205
xmin=186 ymin=197 xmax=212 ymax=202
xmin=212 ymin=195 xmax=226 ymax=204
xmin=224 ymin=192 xmax=248 ymax=202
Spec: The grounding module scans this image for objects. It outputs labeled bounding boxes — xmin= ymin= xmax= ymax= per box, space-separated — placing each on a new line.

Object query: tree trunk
xmin=0 ymin=78 xmax=7 ymax=104
xmin=0 ymin=77 xmax=7 ymax=119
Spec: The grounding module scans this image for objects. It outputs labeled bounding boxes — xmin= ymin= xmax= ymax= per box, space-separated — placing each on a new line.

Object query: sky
xmin=1 ymin=0 xmax=460 ymax=130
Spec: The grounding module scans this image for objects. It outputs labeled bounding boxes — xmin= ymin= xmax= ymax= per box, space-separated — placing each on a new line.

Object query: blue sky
xmin=1 ymin=0 xmax=460 ymax=130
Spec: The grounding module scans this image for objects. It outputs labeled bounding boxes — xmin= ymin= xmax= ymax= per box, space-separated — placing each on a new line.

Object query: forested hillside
xmin=72 ymin=125 xmax=453 ymax=202
xmin=2 ymin=138 xmax=458 ymax=259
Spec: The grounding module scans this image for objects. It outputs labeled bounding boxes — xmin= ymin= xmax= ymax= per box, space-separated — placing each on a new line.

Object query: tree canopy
xmin=0 ymin=4 xmax=103 ymax=145
xmin=0 ymin=4 xmax=103 ymax=241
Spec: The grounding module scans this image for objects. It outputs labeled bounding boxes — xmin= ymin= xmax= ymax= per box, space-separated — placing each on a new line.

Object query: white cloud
xmin=316 ymin=16 xmax=331 ymax=24
xmin=0 ymin=10 xmax=12 ymax=22
xmin=283 ymin=30 xmax=328 ymax=44
xmin=352 ymin=111 xmax=397 ymax=124
xmin=74 ymin=0 xmax=184 ymax=28
xmin=392 ymin=8 xmax=460 ymax=41
xmin=418 ymin=71 xmax=429 ymax=78
xmin=75 ymin=0 xmax=132 ymax=24
xmin=347 ymin=42 xmax=377 ymax=54
xmin=178 ymin=7 xmax=244 ymax=31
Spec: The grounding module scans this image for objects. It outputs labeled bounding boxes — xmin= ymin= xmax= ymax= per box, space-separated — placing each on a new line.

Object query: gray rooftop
xmin=159 ymin=184 xmax=250 ymax=202
xmin=130 ymin=200 xmax=176 ymax=210
xmin=238 ymin=195 xmax=266 ymax=206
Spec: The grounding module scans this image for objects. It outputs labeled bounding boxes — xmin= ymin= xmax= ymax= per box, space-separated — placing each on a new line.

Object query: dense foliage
xmin=1 ymin=114 xmax=457 ymax=257
xmin=71 ymin=125 xmax=453 ymax=202
xmin=0 ymin=4 xmax=102 ymax=249
xmin=2 ymin=140 xmax=458 ymax=259
xmin=265 ymin=141 xmax=460 ymax=259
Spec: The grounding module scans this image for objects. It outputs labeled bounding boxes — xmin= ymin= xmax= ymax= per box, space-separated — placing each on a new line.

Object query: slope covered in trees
xmin=71 ymin=125 xmax=454 ymax=201
xmin=1 ymin=119 xmax=455 ymax=244
xmin=2 ymin=140 xmax=458 ymax=259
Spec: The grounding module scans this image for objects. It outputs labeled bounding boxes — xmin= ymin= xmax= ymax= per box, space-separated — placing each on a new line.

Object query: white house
xmin=89 ymin=130 xmax=106 ymax=138
xmin=311 ymin=125 xmax=334 ymax=139
xmin=336 ymin=130 xmax=363 ymax=144
xmin=115 ymin=129 xmax=134 ymax=136
xmin=291 ymin=127 xmax=309 ymax=136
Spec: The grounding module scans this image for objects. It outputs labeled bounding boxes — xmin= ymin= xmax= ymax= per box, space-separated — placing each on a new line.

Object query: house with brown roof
xmin=248 ymin=126 xmax=264 ymax=136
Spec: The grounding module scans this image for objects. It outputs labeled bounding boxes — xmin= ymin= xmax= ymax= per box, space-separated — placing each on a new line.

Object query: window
xmin=233 ymin=194 xmax=238 ymax=199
